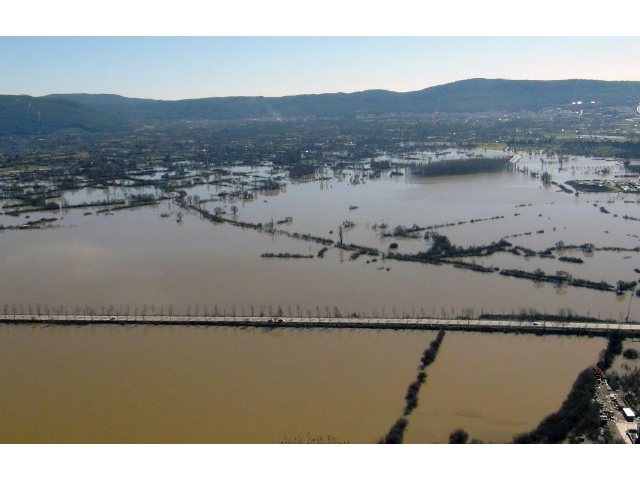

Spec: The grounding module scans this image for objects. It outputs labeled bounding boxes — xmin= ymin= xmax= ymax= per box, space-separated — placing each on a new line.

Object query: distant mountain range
xmin=1 ymin=78 xmax=640 ymax=135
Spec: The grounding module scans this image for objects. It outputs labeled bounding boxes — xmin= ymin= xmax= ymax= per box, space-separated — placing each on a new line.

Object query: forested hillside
xmin=2 ymin=79 xmax=639 ymax=135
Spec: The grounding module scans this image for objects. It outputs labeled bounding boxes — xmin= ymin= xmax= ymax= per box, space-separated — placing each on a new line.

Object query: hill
xmin=2 ymin=79 xmax=639 ymax=135
xmin=0 ymin=95 xmax=128 ymax=135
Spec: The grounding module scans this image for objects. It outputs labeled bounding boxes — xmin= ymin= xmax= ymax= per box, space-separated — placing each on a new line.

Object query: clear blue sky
xmin=2 ymin=35 xmax=639 ymax=100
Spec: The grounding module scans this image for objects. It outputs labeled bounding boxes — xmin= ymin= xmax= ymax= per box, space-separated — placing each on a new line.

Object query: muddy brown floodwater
xmin=1 ymin=152 xmax=638 ymax=319
xmin=0 ymin=325 xmax=603 ymax=443
xmin=0 ymin=150 xmax=634 ymax=442
xmin=0 ymin=325 xmax=433 ymax=443
xmin=404 ymin=331 xmax=604 ymax=443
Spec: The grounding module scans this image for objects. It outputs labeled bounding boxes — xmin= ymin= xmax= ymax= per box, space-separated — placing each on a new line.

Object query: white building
xmin=622 ymin=407 xmax=636 ymax=422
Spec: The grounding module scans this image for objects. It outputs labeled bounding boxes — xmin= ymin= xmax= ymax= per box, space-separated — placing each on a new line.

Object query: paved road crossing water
xmin=2 ymin=314 xmax=639 ymax=336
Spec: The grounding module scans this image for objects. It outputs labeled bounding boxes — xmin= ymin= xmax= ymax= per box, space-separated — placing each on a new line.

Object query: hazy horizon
xmin=5 ymin=76 xmax=640 ymax=103
xmin=2 ymin=37 xmax=640 ymax=101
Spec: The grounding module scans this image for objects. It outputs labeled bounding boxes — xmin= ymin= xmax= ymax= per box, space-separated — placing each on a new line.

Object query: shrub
xmin=449 ymin=429 xmax=469 ymax=444
xmin=380 ymin=417 xmax=409 ymax=444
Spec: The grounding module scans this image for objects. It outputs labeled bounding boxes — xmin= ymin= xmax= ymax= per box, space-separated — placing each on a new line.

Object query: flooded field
xmin=1 ymin=150 xmax=638 ymax=319
xmin=0 ymin=325 xmax=604 ymax=443
xmin=404 ymin=332 xmax=604 ymax=443
xmin=0 ymin=148 xmax=637 ymax=443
